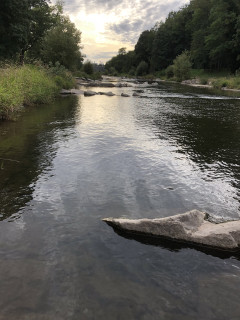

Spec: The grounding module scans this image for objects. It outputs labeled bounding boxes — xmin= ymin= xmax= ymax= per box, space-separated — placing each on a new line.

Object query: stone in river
xmin=103 ymin=210 xmax=240 ymax=252
xmin=84 ymin=90 xmax=97 ymax=96
xmin=104 ymin=92 xmax=115 ymax=96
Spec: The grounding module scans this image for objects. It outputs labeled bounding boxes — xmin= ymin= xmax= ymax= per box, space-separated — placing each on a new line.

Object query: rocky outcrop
xmin=103 ymin=210 xmax=240 ymax=252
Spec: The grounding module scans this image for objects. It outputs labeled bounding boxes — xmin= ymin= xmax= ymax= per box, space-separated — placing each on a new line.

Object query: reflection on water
xmin=0 ymin=83 xmax=240 ymax=319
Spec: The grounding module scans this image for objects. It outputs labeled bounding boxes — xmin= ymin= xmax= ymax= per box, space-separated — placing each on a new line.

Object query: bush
xmin=108 ymin=67 xmax=118 ymax=76
xmin=173 ymin=51 xmax=192 ymax=82
xmin=83 ymin=61 xmax=94 ymax=75
xmin=129 ymin=67 xmax=136 ymax=76
xmin=200 ymin=78 xmax=208 ymax=85
xmin=165 ymin=65 xmax=174 ymax=79
xmin=212 ymin=77 xmax=240 ymax=90
xmin=47 ymin=62 xmax=76 ymax=89
xmin=136 ymin=61 xmax=148 ymax=76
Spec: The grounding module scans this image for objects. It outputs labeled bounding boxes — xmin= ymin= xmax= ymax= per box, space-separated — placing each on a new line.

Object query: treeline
xmin=0 ymin=0 xmax=83 ymax=70
xmin=106 ymin=0 xmax=240 ymax=75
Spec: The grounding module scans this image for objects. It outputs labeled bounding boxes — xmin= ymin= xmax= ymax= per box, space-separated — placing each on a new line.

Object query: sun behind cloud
xmin=52 ymin=0 xmax=190 ymax=63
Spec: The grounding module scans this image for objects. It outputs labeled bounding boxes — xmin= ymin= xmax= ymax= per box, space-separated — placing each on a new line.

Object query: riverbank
xmin=157 ymin=69 xmax=240 ymax=92
xmin=0 ymin=64 xmax=76 ymax=120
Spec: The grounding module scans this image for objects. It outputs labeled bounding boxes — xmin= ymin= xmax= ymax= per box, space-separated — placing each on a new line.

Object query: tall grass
xmin=0 ymin=64 xmax=76 ymax=120
xmin=211 ymin=77 xmax=240 ymax=90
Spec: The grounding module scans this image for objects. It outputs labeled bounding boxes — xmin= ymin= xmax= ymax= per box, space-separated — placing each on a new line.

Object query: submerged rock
xmin=132 ymin=92 xmax=140 ymax=96
xmin=121 ymin=93 xmax=130 ymax=97
xmin=103 ymin=210 xmax=240 ymax=252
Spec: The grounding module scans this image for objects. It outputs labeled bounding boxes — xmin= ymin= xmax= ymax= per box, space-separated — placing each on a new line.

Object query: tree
xmin=83 ymin=60 xmax=94 ymax=75
xmin=105 ymin=49 xmax=136 ymax=74
xmin=136 ymin=61 xmax=148 ymax=76
xmin=135 ymin=29 xmax=155 ymax=67
xmin=40 ymin=13 xmax=82 ymax=70
xmin=205 ymin=0 xmax=240 ymax=71
xmin=189 ymin=0 xmax=212 ymax=68
xmin=118 ymin=47 xmax=127 ymax=55
xmin=173 ymin=51 xmax=192 ymax=81
xmin=0 ymin=0 xmax=54 ymax=61
xmin=151 ymin=6 xmax=192 ymax=71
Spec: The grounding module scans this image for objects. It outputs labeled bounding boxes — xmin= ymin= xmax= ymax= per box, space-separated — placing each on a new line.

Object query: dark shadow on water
xmin=110 ymin=226 xmax=240 ymax=261
xmin=0 ymin=96 xmax=80 ymax=221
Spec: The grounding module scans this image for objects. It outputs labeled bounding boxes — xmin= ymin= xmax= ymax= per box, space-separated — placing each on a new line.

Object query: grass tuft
xmin=0 ymin=64 xmax=76 ymax=120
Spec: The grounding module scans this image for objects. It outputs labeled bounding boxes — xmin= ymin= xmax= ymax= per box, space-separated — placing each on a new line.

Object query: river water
xmin=0 ymin=81 xmax=240 ymax=319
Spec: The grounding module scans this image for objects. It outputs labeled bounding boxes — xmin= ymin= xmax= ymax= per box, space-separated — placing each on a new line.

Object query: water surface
xmin=0 ymin=83 xmax=240 ymax=319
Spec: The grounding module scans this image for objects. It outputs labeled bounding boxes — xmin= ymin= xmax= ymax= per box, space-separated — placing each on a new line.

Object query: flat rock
xmin=70 ymin=89 xmax=84 ymax=95
xmin=121 ymin=93 xmax=130 ymax=97
xmin=103 ymin=210 xmax=240 ymax=252
xmin=103 ymin=91 xmax=115 ymax=96
xmin=60 ymin=89 xmax=72 ymax=95
xmin=84 ymin=90 xmax=97 ymax=96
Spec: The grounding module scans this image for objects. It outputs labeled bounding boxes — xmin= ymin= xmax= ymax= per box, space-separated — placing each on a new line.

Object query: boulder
xmin=103 ymin=210 xmax=240 ymax=252
xmin=84 ymin=90 xmax=97 ymax=96
xmin=133 ymin=92 xmax=140 ymax=97
xmin=121 ymin=93 xmax=130 ymax=97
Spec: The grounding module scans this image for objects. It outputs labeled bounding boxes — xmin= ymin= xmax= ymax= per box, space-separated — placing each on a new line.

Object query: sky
xmin=53 ymin=0 xmax=190 ymax=63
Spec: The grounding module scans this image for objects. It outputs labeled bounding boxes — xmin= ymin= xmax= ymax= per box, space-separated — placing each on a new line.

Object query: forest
xmin=105 ymin=0 xmax=240 ymax=76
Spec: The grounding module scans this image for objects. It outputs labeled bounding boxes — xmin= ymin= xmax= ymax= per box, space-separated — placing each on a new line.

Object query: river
xmin=0 ymin=80 xmax=240 ymax=319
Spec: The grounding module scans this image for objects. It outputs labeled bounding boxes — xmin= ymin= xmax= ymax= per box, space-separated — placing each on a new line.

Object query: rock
xmin=70 ymin=89 xmax=84 ymax=95
xmin=133 ymin=89 xmax=144 ymax=93
xmin=115 ymin=83 xmax=132 ymax=88
xmin=132 ymin=92 xmax=140 ymax=96
xmin=84 ymin=90 xmax=97 ymax=96
xmin=85 ymin=82 xmax=115 ymax=88
xmin=60 ymin=89 xmax=72 ymax=95
xmin=121 ymin=93 xmax=130 ymax=97
xmin=102 ymin=210 xmax=240 ymax=252
xmin=104 ymin=91 xmax=115 ymax=96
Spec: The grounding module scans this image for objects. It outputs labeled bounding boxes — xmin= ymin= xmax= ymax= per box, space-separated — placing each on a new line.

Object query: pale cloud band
xmin=52 ymin=0 xmax=189 ymax=63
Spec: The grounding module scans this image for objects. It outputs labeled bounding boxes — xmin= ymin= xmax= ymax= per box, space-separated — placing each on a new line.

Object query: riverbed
xmin=0 ymin=81 xmax=240 ymax=319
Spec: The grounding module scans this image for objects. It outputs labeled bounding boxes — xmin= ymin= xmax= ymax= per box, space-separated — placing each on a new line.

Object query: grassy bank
xmin=0 ymin=64 xmax=76 ymax=120
xmin=189 ymin=69 xmax=240 ymax=89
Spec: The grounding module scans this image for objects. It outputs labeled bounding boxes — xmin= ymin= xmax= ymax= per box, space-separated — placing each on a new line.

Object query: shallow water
xmin=0 ymin=82 xmax=240 ymax=319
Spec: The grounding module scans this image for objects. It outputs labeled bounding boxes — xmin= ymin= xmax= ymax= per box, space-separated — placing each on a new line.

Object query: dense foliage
xmin=0 ymin=0 xmax=83 ymax=70
xmin=106 ymin=0 xmax=240 ymax=75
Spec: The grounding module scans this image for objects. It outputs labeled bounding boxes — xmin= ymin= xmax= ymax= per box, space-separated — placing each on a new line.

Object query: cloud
xmin=52 ymin=0 xmax=190 ymax=62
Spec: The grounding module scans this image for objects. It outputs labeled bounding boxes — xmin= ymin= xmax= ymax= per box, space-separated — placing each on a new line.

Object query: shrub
xmin=136 ymin=61 xmax=148 ymax=76
xmin=165 ymin=65 xmax=174 ymax=79
xmin=129 ymin=67 xmax=136 ymax=76
xmin=200 ymin=78 xmax=208 ymax=85
xmin=83 ymin=61 xmax=94 ymax=75
xmin=173 ymin=51 xmax=192 ymax=82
